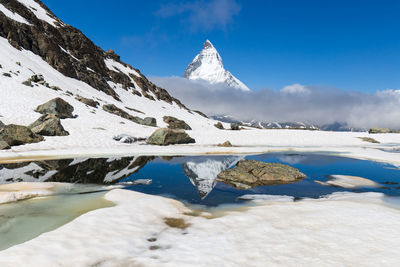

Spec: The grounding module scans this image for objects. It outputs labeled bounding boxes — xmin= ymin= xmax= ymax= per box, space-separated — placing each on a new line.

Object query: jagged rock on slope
xmin=214 ymin=122 xmax=224 ymax=129
xmin=0 ymin=0 xmax=188 ymax=107
xmin=369 ymin=128 xmax=399 ymax=134
xmin=28 ymin=114 xmax=69 ymax=136
xmin=0 ymin=120 xmax=4 ymax=129
xmin=102 ymin=104 xmax=157 ymax=127
xmin=35 ymin=97 xmax=74 ymax=119
xmin=163 ymin=116 xmax=192 ymax=130
xmin=75 ymin=96 xmax=99 ymax=108
xmin=147 ymin=128 xmax=195 ymax=146
xmin=184 ymin=40 xmax=250 ymax=91
xmin=0 ymin=124 xmax=44 ymax=146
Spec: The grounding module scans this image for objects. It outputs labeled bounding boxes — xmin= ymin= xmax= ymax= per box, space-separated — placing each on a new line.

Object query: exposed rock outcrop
xmin=75 ymin=96 xmax=99 ymax=108
xmin=0 ymin=124 xmax=44 ymax=146
xmin=0 ymin=0 xmax=189 ymax=106
xmin=230 ymin=123 xmax=240 ymax=130
xmin=217 ymin=159 xmax=306 ymax=189
xmin=369 ymin=128 xmax=399 ymax=134
xmin=35 ymin=98 xmax=74 ymax=119
xmin=163 ymin=116 xmax=192 ymax=130
xmin=102 ymin=104 xmax=156 ymax=127
xmin=214 ymin=122 xmax=224 ymax=129
xmin=113 ymin=134 xmax=146 ymax=144
xmin=28 ymin=114 xmax=69 ymax=136
xmin=0 ymin=120 xmax=4 ymax=129
xmin=217 ymin=141 xmax=233 ymax=147
xmin=358 ymin=137 xmax=380 ymax=144
xmin=147 ymin=128 xmax=195 ymax=146
xmin=0 ymin=141 xmax=10 ymax=150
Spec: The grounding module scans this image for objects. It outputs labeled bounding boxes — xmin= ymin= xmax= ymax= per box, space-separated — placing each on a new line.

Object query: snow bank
xmin=0 ymin=182 xmax=65 ymax=204
xmin=0 ymin=189 xmax=399 ymax=266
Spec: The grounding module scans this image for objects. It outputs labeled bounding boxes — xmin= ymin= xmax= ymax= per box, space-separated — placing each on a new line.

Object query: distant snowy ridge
xmin=184 ymin=40 xmax=250 ymax=91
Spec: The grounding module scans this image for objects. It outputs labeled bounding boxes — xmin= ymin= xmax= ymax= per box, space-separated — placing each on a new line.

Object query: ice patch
xmin=315 ymin=175 xmax=379 ymax=189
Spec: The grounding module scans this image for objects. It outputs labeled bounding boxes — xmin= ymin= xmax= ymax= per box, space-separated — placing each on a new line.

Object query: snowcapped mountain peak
xmin=203 ymin=39 xmax=214 ymax=50
xmin=184 ymin=40 xmax=250 ymax=91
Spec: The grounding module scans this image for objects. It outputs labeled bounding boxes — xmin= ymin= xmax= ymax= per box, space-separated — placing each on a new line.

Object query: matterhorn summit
xmin=184 ymin=40 xmax=250 ymax=91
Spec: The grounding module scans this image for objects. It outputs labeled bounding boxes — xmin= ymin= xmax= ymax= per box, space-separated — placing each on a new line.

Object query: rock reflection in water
xmin=181 ymin=156 xmax=243 ymax=199
xmin=0 ymin=156 xmax=154 ymax=184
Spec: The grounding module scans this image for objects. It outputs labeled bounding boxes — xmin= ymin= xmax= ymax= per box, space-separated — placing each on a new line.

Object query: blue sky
xmin=43 ymin=0 xmax=400 ymax=92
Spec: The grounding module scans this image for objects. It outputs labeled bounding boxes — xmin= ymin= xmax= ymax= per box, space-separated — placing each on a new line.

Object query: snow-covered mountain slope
xmin=184 ymin=40 xmax=250 ymax=91
xmin=211 ymin=115 xmax=320 ymax=130
xmin=0 ymin=0 xmax=223 ymax=151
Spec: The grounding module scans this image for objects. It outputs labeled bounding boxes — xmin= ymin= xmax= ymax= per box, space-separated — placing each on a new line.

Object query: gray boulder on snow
xmin=0 ymin=124 xmax=44 ymax=146
xmin=35 ymin=98 xmax=74 ymax=119
xmin=163 ymin=116 xmax=192 ymax=130
xmin=147 ymin=128 xmax=195 ymax=146
xmin=28 ymin=114 xmax=69 ymax=136
xmin=0 ymin=140 xmax=10 ymax=150
xmin=113 ymin=134 xmax=146 ymax=144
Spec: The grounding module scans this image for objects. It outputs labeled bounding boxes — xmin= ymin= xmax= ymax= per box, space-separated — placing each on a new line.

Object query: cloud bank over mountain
xmin=151 ymin=76 xmax=400 ymax=129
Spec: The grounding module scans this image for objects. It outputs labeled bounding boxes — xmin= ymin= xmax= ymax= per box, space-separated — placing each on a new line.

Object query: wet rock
xmin=214 ymin=122 xmax=224 ymax=129
xmin=35 ymin=98 xmax=74 ymax=119
xmin=0 ymin=141 xmax=10 ymax=150
xmin=369 ymin=128 xmax=399 ymax=134
xmin=28 ymin=114 xmax=69 ymax=136
xmin=217 ymin=141 xmax=233 ymax=147
xmin=217 ymin=159 xmax=306 ymax=189
xmin=75 ymin=96 xmax=99 ymax=108
xmin=231 ymin=123 xmax=240 ymax=130
xmin=0 ymin=124 xmax=44 ymax=146
xmin=163 ymin=116 xmax=192 ymax=130
xmin=147 ymin=128 xmax=195 ymax=146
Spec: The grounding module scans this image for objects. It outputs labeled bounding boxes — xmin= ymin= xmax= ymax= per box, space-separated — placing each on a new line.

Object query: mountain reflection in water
xmin=1 ymin=153 xmax=400 ymax=206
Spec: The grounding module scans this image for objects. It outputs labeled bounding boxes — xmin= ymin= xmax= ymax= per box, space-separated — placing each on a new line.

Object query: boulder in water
xmin=217 ymin=159 xmax=306 ymax=189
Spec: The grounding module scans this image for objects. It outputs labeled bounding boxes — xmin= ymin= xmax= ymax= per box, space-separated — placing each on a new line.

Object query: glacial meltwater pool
xmin=0 ymin=152 xmax=399 ymax=251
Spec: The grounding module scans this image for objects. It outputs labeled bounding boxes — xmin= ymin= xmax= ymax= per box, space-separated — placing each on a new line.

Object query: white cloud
xmin=150 ymin=76 xmax=400 ymax=129
xmin=155 ymin=0 xmax=241 ymax=32
xmin=281 ymin=84 xmax=310 ymax=94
